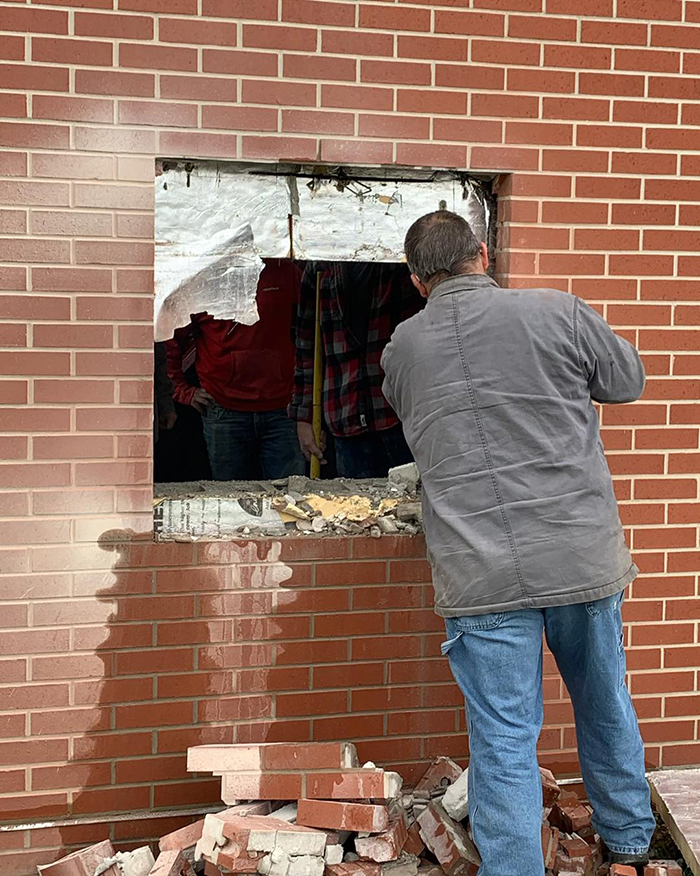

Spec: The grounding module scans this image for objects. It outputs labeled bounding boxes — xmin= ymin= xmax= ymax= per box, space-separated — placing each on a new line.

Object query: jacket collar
xmin=429 ymin=273 xmax=500 ymax=300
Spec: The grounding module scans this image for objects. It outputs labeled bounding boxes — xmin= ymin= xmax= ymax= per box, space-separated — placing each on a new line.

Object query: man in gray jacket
xmin=381 ymin=211 xmax=654 ymax=876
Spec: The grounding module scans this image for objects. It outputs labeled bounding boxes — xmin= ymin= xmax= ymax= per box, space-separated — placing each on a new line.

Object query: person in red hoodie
xmin=166 ymin=259 xmax=306 ymax=481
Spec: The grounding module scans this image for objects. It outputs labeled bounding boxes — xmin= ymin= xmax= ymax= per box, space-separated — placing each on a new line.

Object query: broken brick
xmin=548 ymin=797 xmax=592 ymax=833
xmin=326 ymin=863 xmax=381 ymax=876
xmin=414 ymin=757 xmax=463 ymax=794
xmin=442 ymin=767 xmax=469 ymax=822
xmin=37 ymin=840 xmax=120 ymax=876
xmin=539 ymin=766 xmax=561 ymax=807
xmin=643 ymin=865 xmax=683 ymax=876
xmin=356 ymin=815 xmax=408 ymax=863
xmin=148 ymin=851 xmax=195 ymax=876
xmin=297 ymin=799 xmax=390 ymax=833
xmin=404 ymin=823 xmax=425 ymax=858
xmin=542 ymin=824 xmax=559 ymax=870
xmin=417 ymin=801 xmax=480 ymax=876
xmin=187 ymin=742 xmax=358 ymax=773
xmin=159 ymin=818 xmax=206 ymax=853
xmin=610 ymin=867 xmax=638 ymax=876
xmin=219 ymin=767 xmax=402 ymax=803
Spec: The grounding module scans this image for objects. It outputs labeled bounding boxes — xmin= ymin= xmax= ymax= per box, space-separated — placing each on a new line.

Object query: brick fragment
xmin=327 ymin=863 xmax=381 ymax=875
xmin=542 ymin=824 xmax=559 ymax=869
xmin=159 ymin=803 xmax=271 ymax=852
xmin=611 ymin=867 xmax=638 ymax=876
xmin=188 ymin=742 xmax=359 ymax=772
xmin=297 ymin=800 xmax=390 ymax=833
xmin=356 ymin=815 xmax=408 ymax=862
xmin=643 ymin=864 xmax=683 ymax=876
xmin=37 ymin=840 xmax=120 ymax=876
xmin=147 ymin=850 xmax=195 ymax=876
xmin=414 ymin=757 xmax=463 ymax=793
xmin=417 ymin=802 xmax=480 ymax=876
xmin=442 ymin=768 xmax=469 ymax=821
xmin=404 ymin=823 xmax=425 ymax=857
xmin=548 ymin=797 xmax=592 ymax=833
xmin=539 ymin=766 xmax=561 ymax=806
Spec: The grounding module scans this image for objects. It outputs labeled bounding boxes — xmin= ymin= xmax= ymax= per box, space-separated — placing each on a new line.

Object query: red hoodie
xmin=166 ymin=259 xmax=301 ymax=413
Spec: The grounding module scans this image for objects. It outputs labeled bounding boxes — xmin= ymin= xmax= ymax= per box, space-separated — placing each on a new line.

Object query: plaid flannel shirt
xmin=289 ymin=262 xmax=424 ymax=438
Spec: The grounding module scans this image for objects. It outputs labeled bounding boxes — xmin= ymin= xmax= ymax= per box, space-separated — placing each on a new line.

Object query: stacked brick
xmin=32 ymin=745 xmax=687 ymax=876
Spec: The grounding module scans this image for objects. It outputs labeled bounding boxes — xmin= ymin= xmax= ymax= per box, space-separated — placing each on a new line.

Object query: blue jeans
xmin=333 ymin=423 xmax=413 ymax=478
xmin=442 ymin=591 xmax=654 ymax=876
xmin=202 ymin=405 xmax=306 ymax=480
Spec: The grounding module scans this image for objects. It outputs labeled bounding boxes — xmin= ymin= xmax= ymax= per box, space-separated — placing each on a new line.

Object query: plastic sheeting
xmin=155 ymin=163 xmax=491 ymax=341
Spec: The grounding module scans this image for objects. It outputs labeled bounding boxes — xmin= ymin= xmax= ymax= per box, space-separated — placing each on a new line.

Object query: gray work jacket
xmin=381 ymin=274 xmax=644 ymax=617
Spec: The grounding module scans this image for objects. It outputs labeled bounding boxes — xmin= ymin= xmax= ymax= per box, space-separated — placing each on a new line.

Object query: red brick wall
xmin=2 ymin=0 xmax=700 ymax=871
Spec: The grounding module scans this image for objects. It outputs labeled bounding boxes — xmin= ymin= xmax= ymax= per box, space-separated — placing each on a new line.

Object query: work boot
xmin=607 ymin=850 xmax=650 ymax=867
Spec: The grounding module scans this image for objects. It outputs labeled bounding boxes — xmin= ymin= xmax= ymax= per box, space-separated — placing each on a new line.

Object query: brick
xmin=355 ymin=815 xmax=408 ymax=863
xmin=285 ymin=52 xmax=356 ymax=81
xmin=509 ymin=68 xmax=575 ymax=93
xmin=360 ymin=4 xmax=431 ymax=31
xmin=322 ymin=29 xmax=390 ymax=57
xmin=75 ymin=11 xmax=154 ymax=39
xmin=0 ymin=63 xmax=69 ymax=92
xmin=283 ymin=0 xmax=355 ymax=26
xmin=242 ymin=79 xmax=316 ymax=106
xmin=188 ymin=741 xmax=359 ymax=772
xmin=120 ymin=42 xmax=197 ymax=71
xmin=0 ymin=92 xmax=26 ymax=118
xmin=119 ymin=100 xmax=198 ymax=127
xmin=435 ymin=64 xmax=504 ymax=90
xmin=32 ymin=37 xmax=113 ymax=66
xmin=509 ymin=14 xmax=577 ymax=40
xmin=472 ymin=93 xmax=539 ymax=118
xmin=321 ymin=140 xmax=393 ymax=164
xmin=0 ymin=122 xmax=69 ymax=149
xmin=582 ymin=20 xmax=648 ymax=44
xmin=417 ymin=802 xmax=480 ymax=876
xmin=548 ymin=797 xmax=592 ymax=833
xmin=297 ymin=800 xmax=390 ymax=833
xmin=434 ymin=10 xmax=505 ymax=36
xmin=2 ymin=8 xmax=68 ymax=34
xmin=542 ymin=96 xmax=610 ymax=121
xmin=33 ymin=95 xmax=114 ymax=125
xmin=149 ymin=851 xmax=195 ymax=876
xmin=615 ymin=99 xmax=677 ymax=123
xmin=37 ymin=840 xmax=119 ymax=876
xmin=361 ymin=59 xmax=431 ymax=86
xmin=611 ymin=867 xmax=637 ymax=876
xmin=642 ymin=863 xmax=683 ymax=875
xmin=398 ymin=34 xmax=468 ymax=62
xmin=75 ymin=69 xmax=155 ymax=97
xmin=545 ymin=44 xmax=611 ymax=69
xmin=472 ymin=38 xmax=540 ymax=66
xmin=0 ymin=35 xmax=25 ymax=61
xmin=121 ymin=0 xmax=197 ymax=11
xmin=160 ymin=17 xmax=237 ymax=45
xmin=306 ymin=769 xmax=402 ymax=800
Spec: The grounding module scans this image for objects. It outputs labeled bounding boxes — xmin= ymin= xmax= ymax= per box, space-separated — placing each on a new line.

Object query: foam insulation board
xmin=155 ymin=163 xmax=491 ymax=340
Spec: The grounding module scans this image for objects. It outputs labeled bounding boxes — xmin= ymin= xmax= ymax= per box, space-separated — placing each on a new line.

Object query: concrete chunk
xmin=442 ymin=768 xmax=469 ymax=822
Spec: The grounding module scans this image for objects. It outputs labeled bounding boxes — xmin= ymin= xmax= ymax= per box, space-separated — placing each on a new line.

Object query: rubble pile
xmin=37 ymin=745 xmax=684 ymax=876
xmin=154 ymin=465 xmax=423 ymax=540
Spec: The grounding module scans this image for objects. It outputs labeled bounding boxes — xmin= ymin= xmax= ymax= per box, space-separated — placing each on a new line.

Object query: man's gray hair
xmin=404 ymin=210 xmax=481 ymax=284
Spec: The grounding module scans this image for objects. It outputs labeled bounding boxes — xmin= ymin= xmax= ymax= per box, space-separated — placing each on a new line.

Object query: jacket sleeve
xmin=288 ymin=263 xmax=316 ymax=423
xmin=165 ymin=336 xmax=197 ymax=407
xmin=154 ymin=342 xmax=175 ymax=415
xmin=380 ymin=341 xmax=398 ymax=414
xmin=575 ymin=297 xmax=646 ymax=404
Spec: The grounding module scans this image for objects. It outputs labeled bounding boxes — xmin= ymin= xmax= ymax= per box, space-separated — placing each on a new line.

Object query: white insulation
xmin=155 ymin=163 xmax=490 ymax=341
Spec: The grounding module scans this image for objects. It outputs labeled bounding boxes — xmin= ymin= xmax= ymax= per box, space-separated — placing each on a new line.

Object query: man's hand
xmin=158 ymin=410 xmax=177 ymax=431
xmin=297 ymin=421 xmax=326 ymax=464
xmin=191 ymin=388 xmax=215 ymax=414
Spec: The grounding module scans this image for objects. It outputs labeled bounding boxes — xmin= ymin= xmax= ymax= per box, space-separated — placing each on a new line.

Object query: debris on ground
xmin=154 ymin=465 xmax=423 ymax=540
xmin=40 ymin=746 xmax=687 ymax=876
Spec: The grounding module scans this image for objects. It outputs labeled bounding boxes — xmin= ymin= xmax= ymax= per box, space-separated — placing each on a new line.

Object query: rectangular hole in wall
xmin=153 ymin=160 xmax=497 ymax=541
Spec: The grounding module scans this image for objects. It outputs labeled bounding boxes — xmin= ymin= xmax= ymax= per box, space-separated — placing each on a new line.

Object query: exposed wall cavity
xmin=155 ymin=160 xmax=493 ymax=341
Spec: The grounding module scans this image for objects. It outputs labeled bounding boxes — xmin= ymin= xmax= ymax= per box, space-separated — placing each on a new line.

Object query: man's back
xmin=381 ymin=273 xmax=645 ymax=618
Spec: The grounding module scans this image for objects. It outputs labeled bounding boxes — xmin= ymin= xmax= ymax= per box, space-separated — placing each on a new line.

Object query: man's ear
xmin=479 ymin=241 xmax=489 ymax=272
xmin=411 ymin=273 xmax=429 ymax=299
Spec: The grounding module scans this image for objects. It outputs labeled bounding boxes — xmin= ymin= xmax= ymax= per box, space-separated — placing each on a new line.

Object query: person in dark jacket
xmin=167 ymin=259 xmax=306 ymax=481
xmin=381 ymin=211 xmax=654 ymax=876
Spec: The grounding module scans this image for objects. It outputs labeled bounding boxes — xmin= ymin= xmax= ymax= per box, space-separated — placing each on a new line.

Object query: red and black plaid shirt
xmin=289 ymin=262 xmax=424 ymax=438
